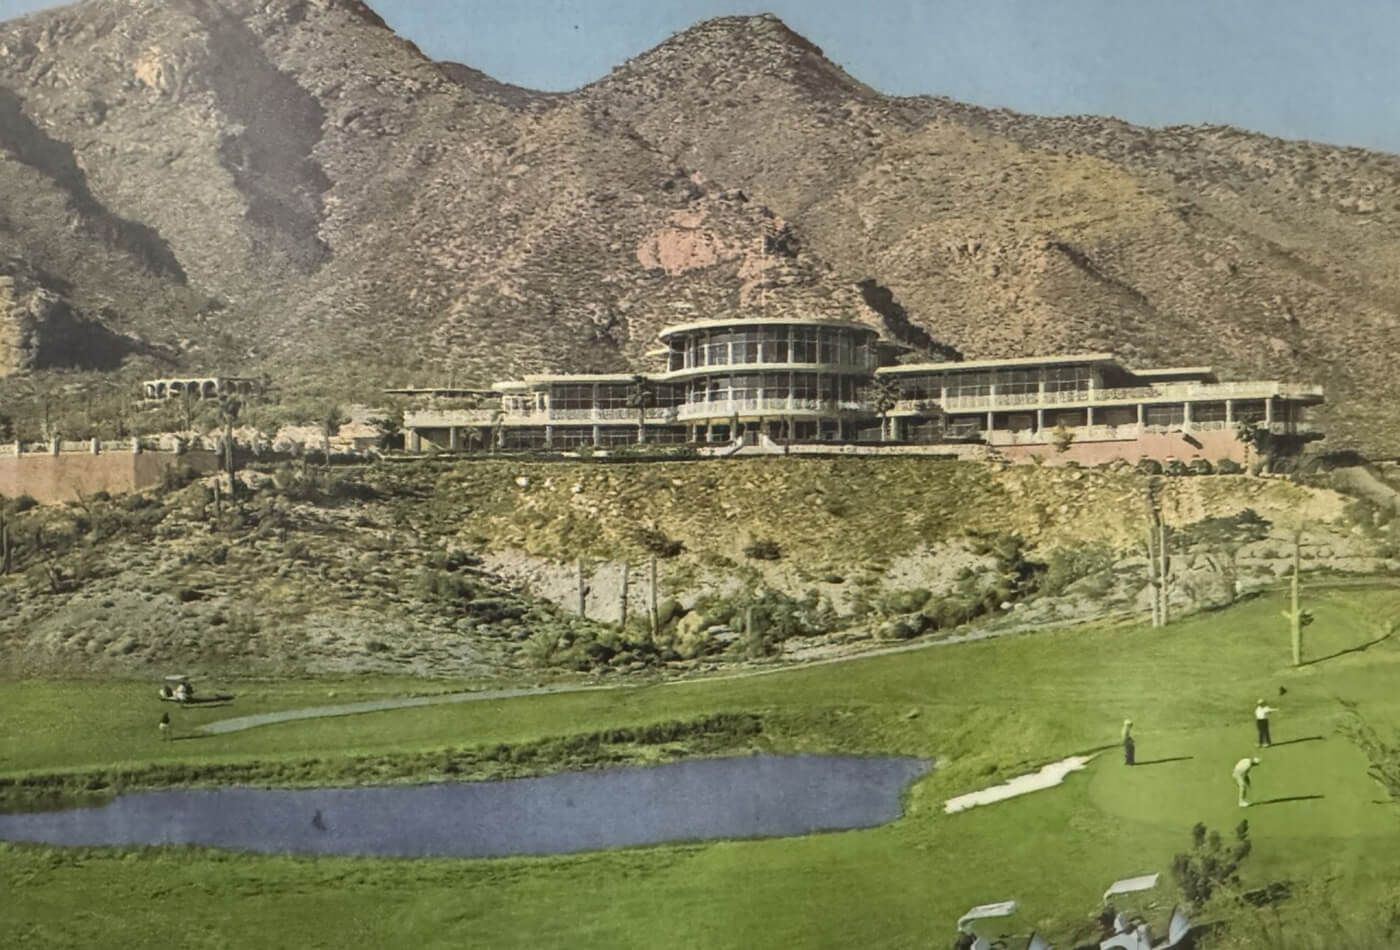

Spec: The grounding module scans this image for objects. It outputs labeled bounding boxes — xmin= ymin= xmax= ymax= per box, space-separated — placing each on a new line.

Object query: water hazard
xmin=0 ymin=755 xmax=928 ymax=858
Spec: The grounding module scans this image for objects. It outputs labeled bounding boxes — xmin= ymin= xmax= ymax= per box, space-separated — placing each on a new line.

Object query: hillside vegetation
xmin=0 ymin=456 xmax=1390 ymax=679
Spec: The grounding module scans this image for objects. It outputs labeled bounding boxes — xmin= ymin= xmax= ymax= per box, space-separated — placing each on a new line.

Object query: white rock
xmin=515 ymin=476 xmax=529 ymax=488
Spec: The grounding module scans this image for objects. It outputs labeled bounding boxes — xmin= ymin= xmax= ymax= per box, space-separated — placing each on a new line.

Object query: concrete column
xmin=988 ymin=382 xmax=998 ymax=409
xmin=592 ymin=424 xmax=601 ymax=447
xmin=1036 ymin=408 xmax=1045 ymax=431
xmin=1182 ymin=402 xmax=1192 ymax=432
xmin=1265 ymin=399 xmax=1274 ymax=425
xmin=50 ymin=438 xmax=60 ymax=456
xmin=13 ymin=440 xmax=21 ymax=455
xmin=132 ymin=437 xmax=142 ymax=455
xmin=409 ymin=430 xmax=422 ymax=453
xmin=1225 ymin=399 xmax=1234 ymax=424
xmin=1086 ymin=406 xmax=1095 ymax=426
xmin=986 ymin=410 xmax=994 ymax=432
xmin=1137 ymin=404 xmax=1145 ymax=426
xmin=544 ymin=425 xmax=553 ymax=448
xmin=448 ymin=427 xmax=460 ymax=451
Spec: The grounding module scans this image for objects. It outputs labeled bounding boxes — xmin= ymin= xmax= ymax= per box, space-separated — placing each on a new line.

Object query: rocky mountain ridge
xmin=0 ymin=2 xmax=1396 ymax=452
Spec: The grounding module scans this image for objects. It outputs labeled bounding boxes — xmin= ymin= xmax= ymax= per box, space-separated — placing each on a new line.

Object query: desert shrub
xmin=415 ymin=568 xmax=481 ymax=606
xmin=1164 ymin=459 xmax=1189 ymax=476
xmin=1135 ymin=458 xmax=1163 ymax=475
xmin=160 ymin=465 xmax=197 ymax=493
xmin=1215 ymin=457 xmax=1244 ymax=474
xmin=1171 ymin=820 xmax=1251 ymax=911
xmin=634 ymin=525 xmax=685 ymax=558
xmin=283 ymin=539 xmax=312 ymax=563
xmin=743 ymin=538 xmax=782 ymax=560
xmin=5 ymin=494 xmax=39 ymax=515
xmin=1188 ymin=458 xmax=1214 ymax=476
xmin=878 ymin=588 xmax=932 ymax=615
xmin=1040 ymin=543 xmax=1116 ymax=597
xmin=426 ymin=548 xmax=483 ymax=572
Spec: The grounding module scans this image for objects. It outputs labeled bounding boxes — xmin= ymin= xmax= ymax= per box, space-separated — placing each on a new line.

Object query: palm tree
xmin=215 ymin=394 xmax=242 ymax=497
xmin=320 ymin=405 xmax=347 ymax=468
xmin=626 ymin=375 xmax=653 ymax=444
xmin=871 ymin=376 xmax=899 ymax=441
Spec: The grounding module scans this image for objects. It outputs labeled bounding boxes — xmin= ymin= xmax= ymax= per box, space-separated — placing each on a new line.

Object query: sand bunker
xmin=944 ymin=755 xmax=1095 ymax=814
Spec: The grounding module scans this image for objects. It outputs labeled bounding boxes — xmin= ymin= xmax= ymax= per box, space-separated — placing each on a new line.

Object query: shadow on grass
xmin=170 ymin=734 xmax=214 ymax=742
xmin=1266 ymin=735 xmax=1325 ymax=748
xmin=1131 ymin=756 xmax=1194 ymax=766
xmin=1299 ymin=631 xmax=1393 ymax=667
xmin=1250 ymin=794 xmax=1325 ymax=806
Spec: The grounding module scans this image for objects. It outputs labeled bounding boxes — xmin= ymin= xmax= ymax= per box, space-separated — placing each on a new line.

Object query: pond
xmin=0 ymin=755 xmax=929 ymax=858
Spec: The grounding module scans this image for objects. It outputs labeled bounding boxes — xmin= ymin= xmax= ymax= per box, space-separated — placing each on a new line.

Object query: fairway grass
xmin=3 ymin=585 xmax=1400 ymax=948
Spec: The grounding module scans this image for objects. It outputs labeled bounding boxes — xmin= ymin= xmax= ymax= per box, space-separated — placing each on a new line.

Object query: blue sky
xmin=3 ymin=0 xmax=1398 ymax=154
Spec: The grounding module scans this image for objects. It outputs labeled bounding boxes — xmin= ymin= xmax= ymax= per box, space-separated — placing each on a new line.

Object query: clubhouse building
xmin=401 ymin=317 xmax=1322 ymax=466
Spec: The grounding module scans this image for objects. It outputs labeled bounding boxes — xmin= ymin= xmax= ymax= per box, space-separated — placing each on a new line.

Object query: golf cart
xmin=1096 ymin=873 xmax=1191 ymax=950
xmin=158 ymin=675 xmax=194 ymax=703
xmin=954 ymin=900 xmax=1051 ymax=950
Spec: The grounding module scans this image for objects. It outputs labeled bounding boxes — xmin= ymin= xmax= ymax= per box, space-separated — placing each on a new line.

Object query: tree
xmin=215 ymin=394 xmax=242 ymax=498
xmin=1236 ymin=420 xmax=1272 ymax=473
xmin=870 ymin=376 xmax=899 ymax=441
xmin=626 ymin=374 xmax=654 ymax=443
xmin=1052 ymin=423 xmax=1076 ymax=453
xmin=320 ymin=405 xmax=347 ymax=467
xmin=1171 ymin=820 xmax=1252 ymax=911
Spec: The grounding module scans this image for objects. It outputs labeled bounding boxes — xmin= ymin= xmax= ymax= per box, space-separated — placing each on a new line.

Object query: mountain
xmin=1 ymin=1 xmax=1398 ymax=452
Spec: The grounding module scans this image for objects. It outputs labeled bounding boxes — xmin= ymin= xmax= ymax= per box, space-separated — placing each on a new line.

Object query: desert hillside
xmin=0 ymin=2 xmax=1396 ymax=453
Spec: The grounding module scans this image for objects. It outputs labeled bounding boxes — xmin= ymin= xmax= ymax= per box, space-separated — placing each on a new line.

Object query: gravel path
xmin=199 ymin=612 xmax=1125 ymax=736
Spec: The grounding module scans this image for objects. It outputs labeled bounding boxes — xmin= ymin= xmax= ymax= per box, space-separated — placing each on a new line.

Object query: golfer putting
xmin=1233 ymin=756 xmax=1260 ymax=807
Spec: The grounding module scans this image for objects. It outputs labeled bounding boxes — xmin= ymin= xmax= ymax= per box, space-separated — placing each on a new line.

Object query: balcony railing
xmin=890 ymin=380 xmax=1323 ymax=415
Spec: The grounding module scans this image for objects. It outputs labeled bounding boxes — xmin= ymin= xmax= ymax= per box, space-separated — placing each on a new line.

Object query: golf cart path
xmin=200 ymin=613 xmax=1125 ymax=735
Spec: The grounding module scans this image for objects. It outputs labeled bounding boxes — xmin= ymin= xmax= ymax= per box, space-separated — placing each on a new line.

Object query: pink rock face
xmin=635 ymin=226 xmax=740 ymax=275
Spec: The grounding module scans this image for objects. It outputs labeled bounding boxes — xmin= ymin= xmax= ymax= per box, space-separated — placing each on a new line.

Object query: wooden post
xmin=1 ymin=515 xmax=9 ymax=576
xmin=1290 ymin=531 xmax=1303 ymax=666
xmin=1159 ymin=519 xmax=1169 ymax=627
xmin=649 ymin=555 xmax=659 ymax=636
xmin=213 ymin=481 xmax=223 ymax=519
xmin=577 ymin=556 xmax=587 ymax=619
xmin=619 ymin=561 xmax=629 ymax=631
xmin=1146 ymin=521 xmax=1159 ymax=628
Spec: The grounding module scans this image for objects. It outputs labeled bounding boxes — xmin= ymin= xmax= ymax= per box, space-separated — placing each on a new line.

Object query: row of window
xmin=667 ymin=326 xmax=878 ymax=370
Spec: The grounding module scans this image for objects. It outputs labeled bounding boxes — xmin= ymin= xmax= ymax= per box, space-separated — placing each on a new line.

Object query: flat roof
xmin=876 ymin=353 xmax=1119 ymax=374
xmin=1131 ymin=366 xmax=1215 ymax=378
xmin=657 ymin=317 xmax=882 ymax=341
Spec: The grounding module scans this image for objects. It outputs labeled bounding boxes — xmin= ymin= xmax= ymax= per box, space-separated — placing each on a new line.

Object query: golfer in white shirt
xmin=1233 ymin=756 xmax=1260 ymax=807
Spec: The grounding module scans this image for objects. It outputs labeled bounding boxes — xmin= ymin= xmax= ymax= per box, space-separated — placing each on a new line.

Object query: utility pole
xmin=649 ymin=555 xmax=659 ymax=638
xmin=619 ymin=561 xmax=629 ymax=631
xmin=576 ymin=556 xmax=587 ymax=619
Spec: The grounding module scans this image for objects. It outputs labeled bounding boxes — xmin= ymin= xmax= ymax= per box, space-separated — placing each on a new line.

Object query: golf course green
xmin=2 ymin=584 xmax=1398 ymax=948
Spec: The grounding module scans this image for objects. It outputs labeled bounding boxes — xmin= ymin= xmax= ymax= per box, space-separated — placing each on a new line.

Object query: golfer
xmin=1122 ymin=719 xmax=1135 ymax=766
xmin=158 ymin=712 xmax=171 ymax=741
xmin=1233 ymin=756 xmax=1260 ymax=807
xmin=1255 ymin=699 xmax=1278 ymax=747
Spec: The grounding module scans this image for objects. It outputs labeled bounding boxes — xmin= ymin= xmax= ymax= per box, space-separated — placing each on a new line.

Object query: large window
xmin=763 ymin=327 xmax=789 ymax=363
xmin=1044 ymin=366 xmax=1091 ymax=393
xmin=998 ymin=369 xmax=1039 ymax=396
xmin=1145 ymin=405 xmax=1185 ymax=427
xmin=552 ymin=384 xmax=594 ymax=411
xmin=946 ymin=372 xmax=992 ymax=398
xmin=793 ymin=327 xmax=819 ymax=363
xmin=596 ymin=384 xmax=629 ymax=410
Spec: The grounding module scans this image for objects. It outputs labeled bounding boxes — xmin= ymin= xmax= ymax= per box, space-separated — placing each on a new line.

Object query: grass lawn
xmin=2 ymin=585 xmax=1400 ymax=948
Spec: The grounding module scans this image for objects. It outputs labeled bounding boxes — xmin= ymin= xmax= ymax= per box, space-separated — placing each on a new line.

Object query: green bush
xmin=878 ymin=588 xmax=932 ymax=615
xmin=1215 ymin=457 xmax=1244 ymax=474
xmin=1135 ymin=458 xmax=1163 ymax=475
xmin=1164 ymin=459 xmax=1190 ymax=476
xmin=5 ymin=494 xmax=39 ymax=515
xmin=1040 ymin=543 xmax=1115 ymax=597
xmin=743 ymin=538 xmax=782 ymax=560
xmin=1188 ymin=458 xmax=1214 ymax=475
xmin=634 ymin=525 xmax=685 ymax=558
